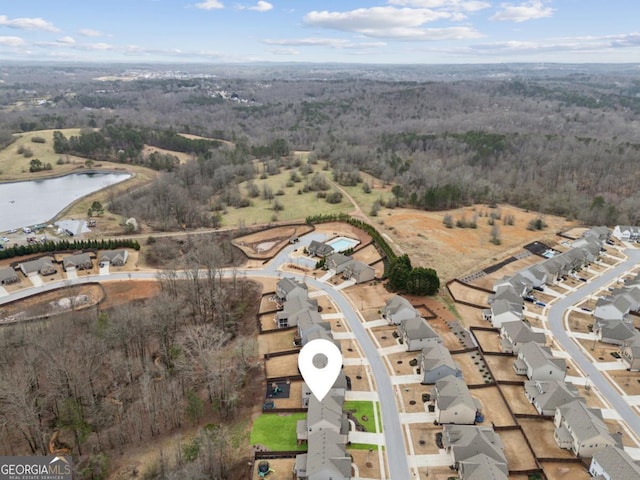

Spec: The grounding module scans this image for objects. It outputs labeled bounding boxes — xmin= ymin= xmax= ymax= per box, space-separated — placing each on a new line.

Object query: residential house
xmin=276 ymin=277 xmax=308 ymax=303
xmin=519 ymin=264 xmax=548 ymax=289
xmin=398 ymin=317 xmax=441 ymax=352
xmin=419 ymin=343 xmax=462 ymax=384
xmin=294 ymin=429 xmax=351 ymax=480
xmin=487 ymin=298 xmax=523 ymax=328
xmin=500 ymin=320 xmax=546 ymax=354
xmin=297 ymin=311 xmax=333 ymax=346
xmin=19 ymin=256 xmax=56 ymax=277
xmin=442 ymin=425 xmax=508 ymax=478
xmin=99 ymin=249 xmax=128 ymax=266
xmin=613 ymin=225 xmax=640 ymax=242
xmin=593 ymin=318 xmax=636 ymax=346
xmin=302 ymin=371 xmax=348 ymax=408
xmin=458 ymin=454 xmax=509 ymax=480
xmin=275 ymin=296 xmax=318 ymax=328
xmin=307 ymin=240 xmax=334 ymax=258
xmin=524 ymin=380 xmax=582 ymax=416
xmin=594 ymin=295 xmax=634 ymax=323
xmin=325 ymin=253 xmax=353 ymax=274
xmin=430 ymin=375 xmax=478 ymax=425
xmin=589 ymin=446 xmax=640 ymax=480
xmin=342 ymin=260 xmax=375 ymax=284
xmin=62 ymin=252 xmax=93 ymax=271
xmin=382 ymin=295 xmax=418 ymax=325
xmin=554 ymin=400 xmax=617 ymax=458
xmin=297 ymin=390 xmax=349 ymax=445
xmin=620 ymin=333 xmax=640 ymax=371
xmin=0 ymin=267 xmax=19 ymax=285
xmin=514 ymin=342 xmax=566 ymax=381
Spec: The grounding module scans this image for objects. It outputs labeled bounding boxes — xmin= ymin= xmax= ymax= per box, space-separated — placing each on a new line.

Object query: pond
xmin=0 ymin=172 xmax=132 ymax=232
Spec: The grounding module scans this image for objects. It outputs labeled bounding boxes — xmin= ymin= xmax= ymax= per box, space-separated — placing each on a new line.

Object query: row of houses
xmin=592 ymin=272 xmax=640 ymax=370
xmin=0 ymin=250 xmax=129 ymax=285
xmin=484 ymin=229 xmax=607 ymax=328
xmin=273 ymin=278 xmax=351 ymax=479
xmin=323 ymin=252 xmax=375 ymax=284
xmin=382 ymin=294 xmax=507 ymax=477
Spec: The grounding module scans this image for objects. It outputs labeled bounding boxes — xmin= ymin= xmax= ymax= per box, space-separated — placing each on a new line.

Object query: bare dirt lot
xmin=472 ymin=329 xmax=502 ymax=353
xmin=252 ymin=458 xmax=296 ymax=480
xmin=519 ymin=418 xmax=574 ymax=459
xmin=233 ymin=225 xmax=314 ymax=259
xmin=343 ymin=365 xmax=373 ymax=391
xmin=455 ymin=304 xmax=488 ymax=329
xmin=499 ymin=428 xmax=537 ymax=471
xmin=369 ymin=325 xmax=401 ymax=348
xmin=447 ymin=281 xmax=490 ymax=307
xmin=386 ymin=351 xmax=420 ymax=376
xmin=400 ymin=386 xmax=433 ymax=413
xmin=349 ymin=448 xmax=383 ymax=480
xmin=469 ymin=254 xmax=542 ymax=291
xmin=407 ymin=423 xmax=441 ymax=455
xmin=500 ymin=384 xmax=538 ymax=415
xmin=541 ymin=461 xmax=590 ymax=480
xmin=258 ymin=330 xmax=297 ymax=356
xmin=453 ymin=352 xmax=489 ymax=385
xmin=381 ymin=204 xmax=575 ymax=281
xmin=100 ymin=280 xmax=160 ymax=309
xmin=265 ymin=354 xmax=299 ymax=379
xmin=484 ymin=355 xmax=522 ymax=382
xmin=471 ymin=386 xmax=516 ymax=426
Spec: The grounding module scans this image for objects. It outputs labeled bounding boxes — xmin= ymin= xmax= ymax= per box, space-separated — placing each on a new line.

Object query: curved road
xmin=547 ymin=248 xmax=640 ymax=437
xmin=0 ymin=236 xmax=411 ymax=479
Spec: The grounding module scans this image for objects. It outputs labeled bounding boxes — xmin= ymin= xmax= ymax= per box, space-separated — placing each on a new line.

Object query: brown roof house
xmin=19 ymin=256 xmax=56 ymax=276
xmin=0 ymin=267 xmax=19 ymax=286
xmin=62 ymin=252 xmax=93 ymax=271
xmin=99 ymin=249 xmax=129 ymax=267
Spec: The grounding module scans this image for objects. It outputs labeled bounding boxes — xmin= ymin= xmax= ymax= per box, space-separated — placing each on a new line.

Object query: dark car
xmin=435 ymin=432 xmax=444 ymax=449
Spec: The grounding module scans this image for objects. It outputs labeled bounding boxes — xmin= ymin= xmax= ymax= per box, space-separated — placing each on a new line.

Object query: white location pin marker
xmin=298 ymin=338 xmax=343 ymax=402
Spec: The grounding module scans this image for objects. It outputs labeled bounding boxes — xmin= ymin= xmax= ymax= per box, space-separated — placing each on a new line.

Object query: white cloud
xmin=84 ymin=42 xmax=113 ymax=51
xmin=490 ymin=1 xmax=554 ymax=23
xmin=263 ymin=37 xmax=387 ymax=49
xmin=195 ymin=0 xmax=224 ymax=10
xmin=79 ymin=28 xmax=103 ymax=37
xmin=303 ymin=6 xmax=483 ymax=40
xmin=0 ymin=36 xmax=25 ymax=47
xmin=267 ymin=48 xmax=299 ymax=55
xmin=238 ymin=1 xmax=273 ymax=12
xmin=388 ymin=0 xmax=490 ymax=12
xmin=0 ymin=15 xmax=59 ymax=32
xmin=57 ymin=36 xmax=76 ymax=45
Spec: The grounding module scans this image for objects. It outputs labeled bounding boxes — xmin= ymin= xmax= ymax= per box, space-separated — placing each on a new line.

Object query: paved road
xmin=547 ymin=248 xmax=640 ymax=438
xmin=0 ymin=234 xmax=412 ymax=479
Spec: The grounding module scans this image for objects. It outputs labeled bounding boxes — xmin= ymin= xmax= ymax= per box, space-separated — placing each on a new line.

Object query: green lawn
xmin=348 ymin=443 xmax=380 ymax=451
xmin=250 ymin=413 xmax=307 ymax=451
xmin=344 ymin=400 xmax=381 ymax=433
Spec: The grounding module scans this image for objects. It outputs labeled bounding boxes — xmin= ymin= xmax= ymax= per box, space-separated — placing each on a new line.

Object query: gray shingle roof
xmin=591 ymin=446 xmax=640 ymax=480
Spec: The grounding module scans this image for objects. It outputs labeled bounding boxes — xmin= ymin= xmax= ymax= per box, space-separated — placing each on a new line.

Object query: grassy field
xmin=221 ymin=159 xmax=352 ymax=227
xmin=0 ymin=128 xmax=89 ymax=181
xmin=344 ymin=400 xmax=380 ymax=433
xmin=348 ymin=443 xmax=380 ymax=450
xmin=250 ymin=413 xmax=307 ymax=451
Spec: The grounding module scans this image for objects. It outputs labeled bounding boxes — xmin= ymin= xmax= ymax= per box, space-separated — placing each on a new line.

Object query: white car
xmin=8 ymin=229 xmax=17 ymax=234
xmin=1 ymin=237 xmax=9 ymax=242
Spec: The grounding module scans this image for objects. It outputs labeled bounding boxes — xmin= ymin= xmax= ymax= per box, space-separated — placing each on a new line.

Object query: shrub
xmin=325 ymin=191 xmax=343 ymax=204
xmin=31 ymin=136 xmax=46 ymax=144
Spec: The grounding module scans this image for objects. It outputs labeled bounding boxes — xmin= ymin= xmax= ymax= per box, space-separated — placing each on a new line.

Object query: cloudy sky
xmin=1 ymin=1 xmax=639 ymax=64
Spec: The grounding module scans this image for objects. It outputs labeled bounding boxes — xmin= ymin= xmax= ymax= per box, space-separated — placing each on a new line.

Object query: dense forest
xmin=2 ymin=63 xmax=640 ymax=226
xmin=0 ymin=239 xmax=261 ymax=479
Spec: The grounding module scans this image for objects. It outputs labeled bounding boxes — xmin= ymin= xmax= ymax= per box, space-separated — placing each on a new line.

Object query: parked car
xmin=8 ymin=229 xmax=17 ymax=234
xmin=533 ymin=286 xmax=544 ymax=292
xmin=1 ymin=236 xmax=9 ymax=242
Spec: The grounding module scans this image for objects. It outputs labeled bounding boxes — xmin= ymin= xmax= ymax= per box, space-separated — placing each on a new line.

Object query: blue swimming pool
xmin=326 ymin=236 xmax=360 ymax=253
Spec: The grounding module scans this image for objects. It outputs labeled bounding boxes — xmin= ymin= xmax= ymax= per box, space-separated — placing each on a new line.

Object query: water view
xmin=0 ymin=172 xmax=131 ymax=232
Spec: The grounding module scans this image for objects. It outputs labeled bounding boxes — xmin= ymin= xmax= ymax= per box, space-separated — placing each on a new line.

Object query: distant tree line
xmin=0 ymin=238 xmax=140 ymax=260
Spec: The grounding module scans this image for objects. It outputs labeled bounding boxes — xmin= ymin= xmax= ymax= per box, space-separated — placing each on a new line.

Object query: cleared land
xmin=471 ymin=386 xmax=515 ymax=426
xmin=519 ymin=418 xmax=575 ymax=459
xmin=379 ymin=204 xmax=575 ymax=281
xmin=499 ymin=428 xmax=537 ymax=471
